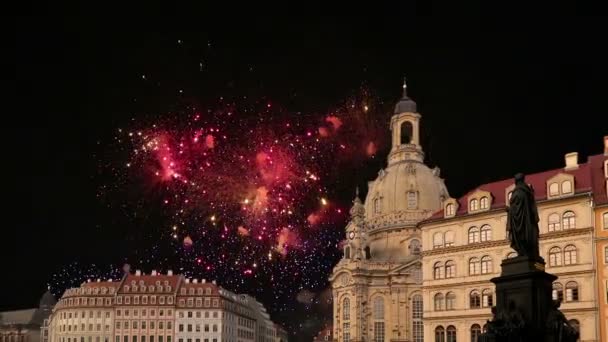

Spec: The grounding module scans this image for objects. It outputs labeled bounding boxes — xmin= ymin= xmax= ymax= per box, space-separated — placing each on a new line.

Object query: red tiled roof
xmin=82 ymin=281 xmax=120 ymax=289
xmin=118 ymin=273 xmax=181 ymax=293
xmin=176 ymin=282 xmax=220 ymax=296
xmin=427 ymin=154 xmax=604 ymax=220
xmin=588 ymin=154 xmax=608 ymax=205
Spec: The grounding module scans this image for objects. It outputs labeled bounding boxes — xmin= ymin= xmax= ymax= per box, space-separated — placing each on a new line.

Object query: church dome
xmin=364 ymin=161 xmax=448 ymax=231
xmin=394 ymin=80 xmax=417 ymax=113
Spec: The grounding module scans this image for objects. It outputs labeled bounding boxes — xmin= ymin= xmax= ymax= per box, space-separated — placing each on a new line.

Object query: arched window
xmin=444 ymin=231 xmax=455 ymax=247
xmin=434 ymin=262 xmax=444 ymax=279
xmin=445 ymin=260 xmax=456 ymax=278
xmin=564 ymin=245 xmax=577 ymax=265
xmin=373 ymin=297 xmax=384 ymax=320
xmin=407 ymin=191 xmax=418 ymax=209
xmin=470 ymin=324 xmax=482 ymax=342
xmin=548 ymin=213 xmax=561 ymax=232
xmin=562 ymin=180 xmax=572 ymax=194
xmin=433 ymin=232 xmax=444 ymax=249
xmin=470 ymin=290 xmax=481 ymax=309
xmin=401 ymin=121 xmax=413 ymax=144
xmin=344 ymin=246 xmax=351 ymax=259
xmin=373 ymin=297 xmax=385 ymax=342
xmin=565 ymin=282 xmax=579 ymax=302
xmin=373 ymin=197 xmax=382 ymax=214
xmin=412 ymin=295 xmax=424 ymax=342
xmin=480 ymin=225 xmax=492 ymax=242
xmin=552 ymin=282 xmax=563 ymax=302
xmin=468 ymin=227 xmax=479 ymax=244
xmin=480 ymin=196 xmax=489 ymax=209
xmin=343 ymin=322 xmax=350 ymax=342
xmin=434 ymin=293 xmax=444 ymax=311
xmin=446 ymin=292 xmax=456 ymax=310
xmin=470 ymin=199 xmax=479 ymax=211
xmin=563 ymin=211 xmax=576 ymax=229
xmin=446 ymin=326 xmax=457 ymax=342
xmin=409 ymin=239 xmax=421 ymax=255
xmin=506 ymin=252 xmax=517 ymax=259
xmin=481 ymin=256 xmax=493 ymax=274
xmin=435 ymin=326 xmax=445 ymax=342
xmin=342 ymin=298 xmax=350 ymax=321
xmin=482 ymin=289 xmax=493 ymax=307
xmin=549 ymin=183 xmax=559 ymax=196
xmin=445 ymin=203 xmax=455 ymax=216
xmin=549 ymin=247 xmax=562 ymax=266
xmin=603 ymin=212 xmax=608 ymax=229
xmin=469 ymin=257 xmax=480 ymax=275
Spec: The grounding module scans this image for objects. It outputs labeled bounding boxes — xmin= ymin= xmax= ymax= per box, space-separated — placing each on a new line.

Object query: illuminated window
xmin=444 ymin=231 xmax=455 ymax=247
xmin=434 ymin=293 xmax=444 ymax=311
xmin=445 ymin=203 xmax=455 ymax=216
xmin=446 ymin=292 xmax=456 ymax=310
xmin=563 ymin=211 xmax=576 ymax=229
xmin=603 ymin=212 xmax=608 ymax=230
xmin=470 ymin=290 xmax=481 ymax=309
xmin=468 ymin=227 xmax=479 ymax=244
xmin=434 ymin=262 xmax=444 ymax=279
xmin=549 ymin=183 xmax=559 ymax=196
xmin=445 ymin=260 xmax=456 ymax=278
xmin=564 ymin=245 xmax=577 ymax=265
xmin=549 ymin=247 xmax=562 ymax=266
xmin=470 ymin=199 xmax=479 ymax=211
xmin=548 ymin=213 xmax=561 ymax=232
xmin=565 ymin=282 xmax=579 ymax=302
xmin=562 ymin=180 xmax=572 ymax=194
xmin=469 ymin=257 xmax=480 ymax=275
xmin=482 ymin=289 xmax=493 ymax=307
xmin=480 ymin=225 xmax=492 ymax=242
xmin=480 ymin=196 xmax=489 ymax=209
xmin=481 ymin=256 xmax=493 ymax=274
xmin=552 ymin=282 xmax=563 ymax=302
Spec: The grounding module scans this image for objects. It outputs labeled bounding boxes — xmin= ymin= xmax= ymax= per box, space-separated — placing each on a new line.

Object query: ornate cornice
xmin=366 ymin=211 xmax=432 ymax=232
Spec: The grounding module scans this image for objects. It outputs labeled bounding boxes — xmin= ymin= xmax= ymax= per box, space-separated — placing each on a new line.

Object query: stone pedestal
xmin=479 ymin=256 xmax=579 ymax=342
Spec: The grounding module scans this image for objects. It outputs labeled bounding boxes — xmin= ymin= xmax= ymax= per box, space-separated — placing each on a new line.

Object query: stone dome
xmin=364 ymin=160 xmax=448 ymax=232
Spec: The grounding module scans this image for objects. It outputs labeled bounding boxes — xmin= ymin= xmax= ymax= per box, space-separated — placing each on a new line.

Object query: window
xmin=433 ymin=232 xmax=444 ymax=249
xmin=407 ymin=192 xmax=417 ymax=209
xmin=482 ymin=289 xmax=493 ymax=307
xmin=342 ymin=298 xmax=350 ymax=321
xmin=548 ymin=213 xmax=561 ymax=232
xmin=446 ymin=326 xmax=456 ymax=342
xmin=470 ymin=290 xmax=481 ymax=309
xmin=412 ymin=295 xmax=424 ymax=342
xmin=373 ymin=322 xmax=385 ymax=342
xmin=434 ymin=262 xmax=444 ymax=279
xmin=435 ymin=326 xmax=445 ymax=342
xmin=480 ymin=225 xmax=492 ymax=242
xmin=470 ymin=324 xmax=482 ymax=342
xmin=552 ymin=282 xmax=564 ymax=302
xmin=434 ymin=293 xmax=444 ymax=311
xmin=470 ymin=199 xmax=479 ymax=211
xmin=469 ymin=257 xmax=480 ymax=275
xmin=603 ymin=212 xmax=608 ymax=230
xmin=445 ymin=260 xmax=456 ymax=278
xmin=549 ymin=247 xmax=562 ymax=266
xmin=179 ymin=324 xmax=184 ymax=332
xmin=409 ymin=239 xmax=421 ymax=255
xmin=444 ymin=231 xmax=454 ymax=247
xmin=563 ymin=211 xmax=576 ymax=229
xmin=605 ymin=246 xmax=608 ymax=264
xmin=343 ymin=322 xmax=350 ymax=342
xmin=344 ymin=246 xmax=350 ymax=259
xmin=400 ymin=121 xmax=413 ymax=144
xmin=564 ymin=245 xmax=577 ymax=265
xmin=373 ymin=297 xmax=384 ymax=320
xmin=566 ymin=282 xmax=579 ymax=302
xmin=445 ymin=203 xmax=455 ymax=216
xmin=561 ymin=180 xmax=572 ymax=194
xmin=507 ymin=251 xmax=517 ymax=259
xmin=481 ymin=256 xmax=492 ymax=274
xmin=446 ymin=292 xmax=456 ymax=310
xmin=373 ymin=198 xmax=382 ymax=214
xmin=480 ymin=196 xmax=489 ymax=209
xmin=468 ymin=227 xmax=479 ymax=244
xmin=549 ymin=183 xmax=559 ymax=196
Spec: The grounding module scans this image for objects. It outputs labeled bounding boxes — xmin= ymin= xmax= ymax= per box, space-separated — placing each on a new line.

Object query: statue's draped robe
xmin=507 ymin=182 xmax=540 ymax=258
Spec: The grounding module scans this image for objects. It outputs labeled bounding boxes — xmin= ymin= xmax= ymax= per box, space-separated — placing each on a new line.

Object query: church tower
xmin=330 ymin=79 xmax=448 ymax=342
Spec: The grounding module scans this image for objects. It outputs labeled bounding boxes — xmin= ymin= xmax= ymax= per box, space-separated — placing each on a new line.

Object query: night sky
xmin=12 ymin=15 xmax=608 ymax=341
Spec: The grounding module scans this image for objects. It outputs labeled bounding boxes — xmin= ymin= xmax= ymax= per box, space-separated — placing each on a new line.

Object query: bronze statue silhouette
xmin=506 ymin=173 xmax=540 ymax=259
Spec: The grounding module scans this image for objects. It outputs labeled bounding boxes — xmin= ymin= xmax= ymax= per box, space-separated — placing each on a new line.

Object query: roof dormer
xmin=443 ymin=198 xmax=458 ymax=218
xmin=467 ymin=189 xmax=493 ymax=213
xmin=547 ymin=173 xmax=575 ymax=199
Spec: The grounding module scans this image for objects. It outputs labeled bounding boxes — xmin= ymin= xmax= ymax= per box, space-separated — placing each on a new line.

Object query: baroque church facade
xmin=329 ymin=83 xmax=449 ymax=342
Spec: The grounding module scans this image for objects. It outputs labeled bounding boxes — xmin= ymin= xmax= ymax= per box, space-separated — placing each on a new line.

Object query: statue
xmin=506 ymin=173 xmax=540 ymax=259
xmin=546 ymin=300 xmax=579 ymax=342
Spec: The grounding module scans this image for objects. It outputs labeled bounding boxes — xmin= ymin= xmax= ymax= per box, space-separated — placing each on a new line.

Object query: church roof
xmin=0 ymin=309 xmax=38 ymax=326
xmin=394 ymin=85 xmax=417 ymax=114
xmin=427 ymin=153 xmax=604 ymax=221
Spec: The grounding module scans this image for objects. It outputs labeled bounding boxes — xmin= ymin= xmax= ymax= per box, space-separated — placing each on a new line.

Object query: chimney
xmin=97 ymin=279 xmax=101 ymax=282
xmin=135 ymin=270 xmax=141 ymax=276
xmin=193 ymin=279 xmax=198 ymax=284
xmin=202 ymin=279 xmax=206 ymax=284
xmin=604 ymin=136 xmax=608 ymax=155
xmin=212 ymin=280 xmax=216 ymax=285
xmin=564 ymin=152 xmax=579 ymax=170
xmin=185 ymin=278 xmax=190 ymax=284
xmin=167 ymin=270 xmax=173 ymax=276
xmin=151 ymin=270 xmax=157 ymax=276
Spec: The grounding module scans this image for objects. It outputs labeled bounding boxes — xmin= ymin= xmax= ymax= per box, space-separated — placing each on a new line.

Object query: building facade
xmin=47 ymin=271 xmax=285 ymax=342
xmin=330 ymin=83 xmax=606 ymax=342
xmin=329 ymin=83 xmax=449 ymax=342
xmin=0 ymin=291 xmax=56 ymax=342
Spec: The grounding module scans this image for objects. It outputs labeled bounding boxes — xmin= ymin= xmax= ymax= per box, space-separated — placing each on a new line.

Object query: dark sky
xmin=12 ymin=14 xmax=608 ymax=340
